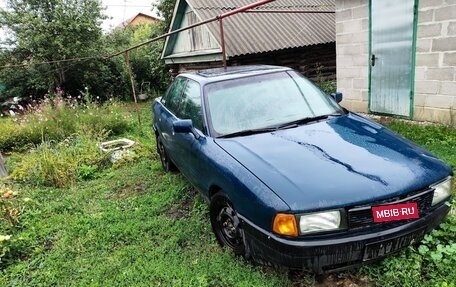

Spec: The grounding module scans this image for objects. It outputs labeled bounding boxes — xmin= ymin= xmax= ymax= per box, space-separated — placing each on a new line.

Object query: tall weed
xmin=0 ymin=94 xmax=133 ymax=151
xmin=10 ymin=133 xmax=110 ymax=188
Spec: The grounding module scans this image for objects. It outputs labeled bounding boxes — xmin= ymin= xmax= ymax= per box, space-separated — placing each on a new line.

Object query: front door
xmin=369 ymin=0 xmax=417 ymax=117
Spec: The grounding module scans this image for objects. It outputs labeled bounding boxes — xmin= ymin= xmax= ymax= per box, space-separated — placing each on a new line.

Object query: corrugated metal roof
xmin=187 ymin=0 xmax=335 ymax=57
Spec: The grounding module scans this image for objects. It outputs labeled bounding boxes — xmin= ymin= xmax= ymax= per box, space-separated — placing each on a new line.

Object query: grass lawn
xmin=0 ymin=103 xmax=455 ymax=286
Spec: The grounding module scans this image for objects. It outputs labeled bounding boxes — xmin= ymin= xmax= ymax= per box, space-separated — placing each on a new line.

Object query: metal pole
xmin=218 ymin=0 xmax=275 ymax=18
xmin=243 ymin=10 xmax=335 ymax=14
xmin=219 ymin=18 xmax=227 ymax=69
xmin=124 ymin=51 xmax=142 ymax=125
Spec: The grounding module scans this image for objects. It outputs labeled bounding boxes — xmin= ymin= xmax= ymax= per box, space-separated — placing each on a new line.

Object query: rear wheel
xmin=156 ymin=136 xmax=176 ymax=172
xmin=210 ymin=192 xmax=245 ymax=255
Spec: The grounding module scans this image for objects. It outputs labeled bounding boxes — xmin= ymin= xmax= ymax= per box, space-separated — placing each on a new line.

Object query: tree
xmin=107 ymin=23 xmax=171 ymax=97
xmin=0 ymin=0 xmax=112 ymax=99
xmin=153 ymin=0 xmax=177 ymax=32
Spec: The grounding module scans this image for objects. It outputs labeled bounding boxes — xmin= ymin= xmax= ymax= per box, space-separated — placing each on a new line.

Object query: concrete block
xmin=418 ymin=23 xmax=442 ymax=38
xmin=415 ymin=67 xmax=427 ymax=81
xmin=336 ymin=22 xmax=344 ymax=34
xmin=342 ymin=0 xmax=367 ymax=10
xmin=416 ymin=52 xmax=440 ymax=67
xmin=420 ymin=0 xmax=444 ymax=8
xmin=448 ymin=21 xmax=456 ymax=35
xmin=440 ymin=81 xmax=456 ymax=95
xmin=413 ymin=106 xmax=426 ymax=121
xmin=351 ymin=100 xmax=369 ymax=113
xmin=352 ymin=6 xmax=368 ymax=19
xmin=337 ymin=44 xmax=361 ymax=55
xmin=415 ymin=80 xmax=440 ymax=94
xmin=336 ymin=9 xmax=352 ymax=22
xmin=425 ymin=94 xmax=454 ymax=108
xmin=361 ymin=90 xmax=369 ymax=101
xmin=361 ymin=19 xmax=369 ymax=30
xmin=417 ymin=39 xmax=432 ymax=52
xmin=414 ymin=93 xmax=426 ymax=106
xmin=343 ymin=99 xmax=368 ymax=113
xmin=337 ymin=33 xmax=367 ymax=45
xmin=338 ymin=67 xmax=361 ymax=78
xmin=337 ymin=78 xmax=353 ymax=89
xmin=434 ymin=5 xmax=456 ymax=21
xmin=353 ymin=78 xmax=368 ymax=89
xmin=443 ymin=52 xmax=456 ymax=66
xmin=418 ymin=9 xmax=434 ymax=23
xmin=336 ymin=56 xmax=354 ymax=67
xmin=432 ymin=37 xmax=456 ymax=51
xmin=426 ymin=68 xmax=454 ymax=80
xmin=342 ymin=19 xmax=365 ymax=33
xmin=430 ymin=108 xmax=454 ymax=124
xmin=351 ymin=54 xmax=368 ymax=66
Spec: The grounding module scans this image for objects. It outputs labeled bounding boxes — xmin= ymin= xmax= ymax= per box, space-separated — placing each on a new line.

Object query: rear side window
xmin=177 ymin=79 xmax=203 ymax=131
xmin=162 ymin=77 xmax=187 ymax=114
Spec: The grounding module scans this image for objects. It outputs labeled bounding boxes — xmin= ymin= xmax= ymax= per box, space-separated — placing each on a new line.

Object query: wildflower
xmin=0 ymin=235 xmax=11 ymax=241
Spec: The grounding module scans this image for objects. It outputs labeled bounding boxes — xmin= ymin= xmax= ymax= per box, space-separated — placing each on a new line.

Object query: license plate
xmin=372 ymin=202 xmax=419 ymax=223
xmin=363 ymin=228 xmax=425 ymax=261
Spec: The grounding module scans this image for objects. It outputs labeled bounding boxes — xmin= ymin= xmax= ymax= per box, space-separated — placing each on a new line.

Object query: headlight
xmin=431 ymin=176 xmax=453 ymax=206
xmin=299 ymin=210 xmax=343 ymax=235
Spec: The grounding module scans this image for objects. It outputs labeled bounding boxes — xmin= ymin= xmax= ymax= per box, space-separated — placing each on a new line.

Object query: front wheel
xmin=156 ymin=136 xmax=176 ymax=172
xmin=210 ymin=192 xmax=245 ymax=255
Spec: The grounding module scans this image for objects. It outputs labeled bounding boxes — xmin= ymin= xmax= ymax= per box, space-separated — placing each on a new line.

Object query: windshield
xmin=205 ymin=71 xmax=343 ymax=137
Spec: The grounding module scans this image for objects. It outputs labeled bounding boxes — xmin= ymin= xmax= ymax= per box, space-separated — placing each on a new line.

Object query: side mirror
xmin=173 ymin=119 xmax=201 ymax=139
xmin=330 ymin=92 xmax=343 ymax=103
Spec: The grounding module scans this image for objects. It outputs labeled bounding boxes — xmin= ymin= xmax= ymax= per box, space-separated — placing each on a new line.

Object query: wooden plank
xmin=0 ymin=152 xmax=7 ymax=178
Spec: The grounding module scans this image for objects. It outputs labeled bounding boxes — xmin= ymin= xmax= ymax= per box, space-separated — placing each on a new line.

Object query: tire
xmin=210 ymin=192 xmax=245 ymax=256
xmin=156 ymin=136 xmax=176 ymax=172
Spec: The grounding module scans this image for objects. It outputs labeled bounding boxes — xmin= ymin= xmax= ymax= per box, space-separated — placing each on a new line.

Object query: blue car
xmin=152 ymin=65 xmax=453 ymax=273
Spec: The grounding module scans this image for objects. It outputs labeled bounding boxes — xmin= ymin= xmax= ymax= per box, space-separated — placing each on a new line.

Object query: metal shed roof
xmin=187 ymin=0 xmax=335 ymax=57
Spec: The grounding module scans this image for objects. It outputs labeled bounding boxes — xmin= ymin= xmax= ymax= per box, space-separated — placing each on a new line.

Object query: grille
xmin=347 ymin=188 xmax=434 ymax=229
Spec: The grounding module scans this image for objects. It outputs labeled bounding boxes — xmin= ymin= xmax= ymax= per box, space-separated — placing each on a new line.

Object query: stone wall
xmin=414 ymin=0 xmax=456 ymax=124
xmin=335 ymin=0 xmax=369 ymax=113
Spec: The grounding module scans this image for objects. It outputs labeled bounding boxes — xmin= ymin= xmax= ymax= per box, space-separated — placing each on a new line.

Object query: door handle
xmin=371 ymin=54 xmax=376 ymax=67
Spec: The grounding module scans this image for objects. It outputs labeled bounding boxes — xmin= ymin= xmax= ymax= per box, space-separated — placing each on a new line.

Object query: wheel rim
xmin=216 ymin=205 xmax=243 ymax=249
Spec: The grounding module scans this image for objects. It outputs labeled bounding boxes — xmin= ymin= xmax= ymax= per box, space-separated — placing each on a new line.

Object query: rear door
xmin=155 ymin=77 xmax=187 ymax=160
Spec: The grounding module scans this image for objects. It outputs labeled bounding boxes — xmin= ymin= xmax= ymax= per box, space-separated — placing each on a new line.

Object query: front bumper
xmin=241 ymin=202 xmax=451 ymax=273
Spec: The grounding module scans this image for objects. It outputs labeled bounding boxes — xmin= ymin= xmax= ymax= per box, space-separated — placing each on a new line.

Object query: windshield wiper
xmin=218 ymin=113 xmax=342 ymax=139
xmin=275 ymin=113 xmax=342 ymax=129
xmin=218 ymin=127 xmax=277 ymax=138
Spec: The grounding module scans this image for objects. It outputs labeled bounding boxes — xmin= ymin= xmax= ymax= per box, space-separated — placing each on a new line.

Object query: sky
xmin=102 ymin=0 xmax=159 ymax=31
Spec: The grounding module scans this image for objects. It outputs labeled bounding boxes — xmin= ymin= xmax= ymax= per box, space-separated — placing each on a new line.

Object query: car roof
xmin=178 ymin=65 xmax=292 ymax=85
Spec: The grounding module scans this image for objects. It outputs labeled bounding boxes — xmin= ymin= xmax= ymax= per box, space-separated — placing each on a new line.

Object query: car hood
xmin=214 ymin=113 xmax=452 ymax=212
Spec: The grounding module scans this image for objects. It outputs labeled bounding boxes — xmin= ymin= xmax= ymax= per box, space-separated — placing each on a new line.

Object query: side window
xmin=162 ymin=77 xmax=187 ymax=114
xmin=177 ymin=80 xmax=203 ymax=131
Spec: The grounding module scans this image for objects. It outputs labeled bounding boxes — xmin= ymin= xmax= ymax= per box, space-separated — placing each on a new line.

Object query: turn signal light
xmin=273 ymin=213 xmax=298 ymax=237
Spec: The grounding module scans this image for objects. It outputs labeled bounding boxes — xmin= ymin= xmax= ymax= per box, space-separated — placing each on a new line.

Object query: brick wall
xmin=335 ymin=0 xmax=369 ymax=113
xmin=414 ymin=0 xmax=456 ymax=124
